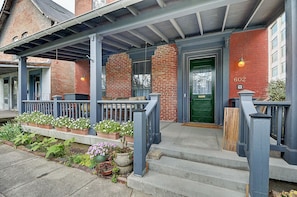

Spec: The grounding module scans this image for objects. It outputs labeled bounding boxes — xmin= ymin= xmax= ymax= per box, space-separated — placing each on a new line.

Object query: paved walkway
xmin=0 ymin=143 xmax=152 ymax=197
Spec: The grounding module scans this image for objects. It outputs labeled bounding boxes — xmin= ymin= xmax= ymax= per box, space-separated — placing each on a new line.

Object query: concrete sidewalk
xmin=0 ymin=143 xmax=152 ymax=197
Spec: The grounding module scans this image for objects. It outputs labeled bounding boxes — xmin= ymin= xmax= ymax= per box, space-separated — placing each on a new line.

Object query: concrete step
xmin=148 ymin=156 xmax=249 ymax=193
xmin=127 ymin=171 xmax=246 ymax=197
xmin=150 ymin=144 xmax=249 ymax=170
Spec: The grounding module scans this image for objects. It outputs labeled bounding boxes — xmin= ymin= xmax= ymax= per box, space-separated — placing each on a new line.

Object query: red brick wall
xmin=51 ymin=60 xmax=75 ymax=97
xmin=229 ymin=29 xmax=268 ymax=99
xmin=106 ymin=53 xmax=132 ymax=98
xmin=74 ymin=60 xmax=90 ymax=95
xmin=152 ymin=44 xmax=178 ymax=121
xmin=75 ymin=0 xmax=116 ymax=16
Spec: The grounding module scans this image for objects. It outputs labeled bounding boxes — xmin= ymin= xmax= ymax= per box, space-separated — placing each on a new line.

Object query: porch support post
xmin=237 ymin=90 xmax=254 ymax=157
xmin=52 ymin=95 xmax=62 ymax=118
xmin=133 ymin=109 xmax=146 ymax=176
xmin=149 ymin=93 xmax=161 ymax=144
xmin=18 ymin=57 xmax=27 ymax=114
xmin=284 ymin=0 xmax=297 ymax=164
xmin=89 ymin=33 xmax=103 ymax=135
xmin=249 ymin=113 xmax=271 ymax=197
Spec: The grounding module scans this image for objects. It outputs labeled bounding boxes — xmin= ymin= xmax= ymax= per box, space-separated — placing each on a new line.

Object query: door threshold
xmin=182 ymin=122 xmax=222 ymax=129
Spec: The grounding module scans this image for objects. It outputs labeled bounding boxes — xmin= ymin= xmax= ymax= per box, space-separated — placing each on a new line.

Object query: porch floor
xmin=0 ymin=110 xmax=18 ymax=125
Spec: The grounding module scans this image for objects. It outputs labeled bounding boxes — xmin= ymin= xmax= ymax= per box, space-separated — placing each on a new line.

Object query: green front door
xmin=190 ymin=58 xmax=215 ymax=123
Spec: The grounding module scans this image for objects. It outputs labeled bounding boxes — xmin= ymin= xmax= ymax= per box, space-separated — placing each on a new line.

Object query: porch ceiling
xmin=0 ymin=0 xmax=284 ymax=62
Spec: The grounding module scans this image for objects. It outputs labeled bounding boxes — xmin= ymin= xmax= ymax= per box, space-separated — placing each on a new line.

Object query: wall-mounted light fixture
xmin=80 ymin=75 xmax=86 ymax=81
xmin=238 ymin=57 xmax=245 ymax=68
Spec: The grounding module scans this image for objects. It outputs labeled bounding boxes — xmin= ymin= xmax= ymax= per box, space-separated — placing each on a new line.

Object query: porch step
xmin=128 ymin=171 xmax=246 ymax=197
xmin=150 ymin=143 xmax=249 ymax=170
xmin=147 ymin=156 xmax=249 ymax=193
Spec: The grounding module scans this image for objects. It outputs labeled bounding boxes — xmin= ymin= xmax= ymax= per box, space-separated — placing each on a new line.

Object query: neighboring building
xmin=0 ymin=0 xmax=76 ymax=111
xmin=268 ymin=13 xmax=286 ymax=82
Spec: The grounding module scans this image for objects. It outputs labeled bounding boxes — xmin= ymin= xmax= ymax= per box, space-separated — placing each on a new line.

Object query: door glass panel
xmin=192 ymin=68 xmax=212 ymax=95
xmin=12 ymin=78 xmax=18 ymax=109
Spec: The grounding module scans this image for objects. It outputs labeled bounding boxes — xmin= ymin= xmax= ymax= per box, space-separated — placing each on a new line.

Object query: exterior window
xmin=271 ymin=22 xmax=278 ymax=36
xmin=132 ymin=60 xmax=151 ymax=97
xmin=281 ymin=13 xmax=286 ymax=25
xmin=12 ymin=36 xmax=18 ymax=42
xmin=272 ymin=37 xmax=278 ymax=49
xmin=22 ymin=32 xmax=28 ymax=38
xmin=272 ymin=52 xmax=278 ymax=63
xmin=272 ymin=66 xmax=278 ymax=77
xmin=281 ymin=62 xmax=286 ymax=74
xmin=281 ymin=46 xmax=286 ymax=58
xmin=281 ymin=29 xmax=286 ymax=42
xmin=102 ymin=66 xmax=106 ymax=96
xmin=93 ymin=0 xmax=106 ymax=9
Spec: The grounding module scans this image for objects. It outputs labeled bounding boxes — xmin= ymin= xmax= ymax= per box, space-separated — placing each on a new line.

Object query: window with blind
xmin=132 ymin=60 xmax=151 ymax=97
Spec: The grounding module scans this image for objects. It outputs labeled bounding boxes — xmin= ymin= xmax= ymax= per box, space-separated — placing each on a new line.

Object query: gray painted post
xmin=249 ymin=113 xmax=271 ymax=197
xmin=133 ymin=109 xmax=146 ymax=176
xmin=284 ymin=0 xmax=297 ymax=165
xmin=237 ymin=90 xmax=255 ymax=157
xmin=89 ymin=34 xmax=103 ymax=135
xmin=149 ymin=93 xmax=161 ymax=144
xmin=18 ymin=57 xmax=27 ymax=114
xmin=52 ymin=95 xmax=62 ymax=118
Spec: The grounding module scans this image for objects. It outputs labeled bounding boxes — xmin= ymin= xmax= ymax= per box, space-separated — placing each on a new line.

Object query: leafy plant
xmin=30 ymin=137 xmax=57 ymax=152
xmin=68 ymin=118 xmax=91 ymax=130
xmin=28 ymin=111 xmax=44 ymax=124
xmin=111 ymin=166 xmax=120 ymax=183
xmin=67 ymin=153 xmax=96 ymax=168
xmin=45 ymin=138 xmax=75 ymax=158
xmin=268 ymin=80 xmax=286 ymax=101
xmin=52 ymin=116 xmax=72 ymax=128
xmin=15 ymin=112 xmax=31 ymax=124
xmin=0 ymin=122 xmax=22 ymax=141
xmin=13 ymin=133 xmax=37 ymax=146
xmin=94 ymin=120 xmax=120 ymax=134
xmin=120 ymin=121 xmax=134 ymax=137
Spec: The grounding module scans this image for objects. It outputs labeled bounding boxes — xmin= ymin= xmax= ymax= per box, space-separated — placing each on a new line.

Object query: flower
xmin=87 ymin=142 xmax=116 ymax=158
xmin=120 ymin=121 xmax=134 ymax=137
xmin=36 ymin=114 xmax=54 ymax=125
xmin=93 ymin=120 xmax=120 ymax=134
xmin=52 ymin=116 xmax=72 ymax=128
xmin=69 ymin=118 xmax=91 ymax=130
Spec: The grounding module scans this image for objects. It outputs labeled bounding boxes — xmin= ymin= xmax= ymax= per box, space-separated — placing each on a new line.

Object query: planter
xmin=38 ymin=124 xmax=53 ymax=129
xmin=97 ymin=132 xmax=120 ymax=140
xmin=96 ymin=161 xmax=113 ymax=176
xmin=113 ymin=152 xmax=133 ymax=167
xmin=118 ymin=164 xmax=133 ymax=175
xmin=123 ymin=136 xmax=134 ymax=143
xmin=55 ymin=127 xmax=70 ymax=132
xmin=71 ymin=129 xmax=89 ymax=135
xmin=94 ymin=155 xmax=107 ymax=163
xmin=28 ymin=123 xmax=38 ymax=127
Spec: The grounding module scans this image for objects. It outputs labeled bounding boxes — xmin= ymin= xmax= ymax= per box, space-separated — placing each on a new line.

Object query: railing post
xmin=237 ymin=90 xmax=255 ymax=157
xmin=52 ymin=95 xmax=62 ymax=118
xmin=149 ymin=93 xmax=161 ymax=144
xmin=249 ymin=112 xmax=271 ymax=197
xmin=133 ymin=109 xmax=146 ymax=176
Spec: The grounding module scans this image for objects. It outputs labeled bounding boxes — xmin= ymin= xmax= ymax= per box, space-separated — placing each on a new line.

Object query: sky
xmin=0 ymin=0 xmax=75 ymax=13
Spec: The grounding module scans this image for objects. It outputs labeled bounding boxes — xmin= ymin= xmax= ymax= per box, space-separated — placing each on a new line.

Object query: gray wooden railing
xmin=133 ymin=93 xmax=161 ymax=176
xmin=237 ymin=90 xmax=271 ymax=197
xmin=253 ymin=100 xmax=291 ymax=152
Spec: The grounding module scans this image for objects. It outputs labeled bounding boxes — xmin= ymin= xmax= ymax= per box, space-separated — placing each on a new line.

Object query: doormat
xmin=182 ymin=122 xmax=222 ymax=129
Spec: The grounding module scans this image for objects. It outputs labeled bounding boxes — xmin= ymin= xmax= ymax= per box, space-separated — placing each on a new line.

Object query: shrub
xmin=0 ymin=122 xmax=22 ymax=141
xmin=268 ymin=80 xmax=286 ymax=101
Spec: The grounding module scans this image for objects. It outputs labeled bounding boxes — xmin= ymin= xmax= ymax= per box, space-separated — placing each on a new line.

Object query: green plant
xmin=268 ymin=80 xmax=286 ymax=101
xmin=93 ymin=119 xmax=120 ymax=134
xmin=13 ymin=133 xmax=37 ymax=146
xmin=52 ymin=116 xmax=72 ymax=128
xmin=28 ymin=111 xmax=44 ymax=124
xmin=36 ymin=114 xmax=54 ymax=125
xmin=67 ymin=154 xmax=96 ymax=168
xmin=120 ymin=121 xmax=134 ymax=137
xmin=0 ymin=122 xmax=22 ymax=141
xmin=45 ymin=138 xmax=75 ymax=158
xmin=15 ymin=112 xmax=31 ymax=124
xmin=68 ymin=118 xmax=91 ymax=130
xmin=111 ymin=166 xmax=120 ymax=183
xmin=30 ymin=137 xmax=57 ymax=152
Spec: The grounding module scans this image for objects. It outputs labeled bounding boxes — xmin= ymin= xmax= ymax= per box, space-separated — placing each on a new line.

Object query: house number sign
xmin=233 ymin=76 xmax=246 ymax=83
